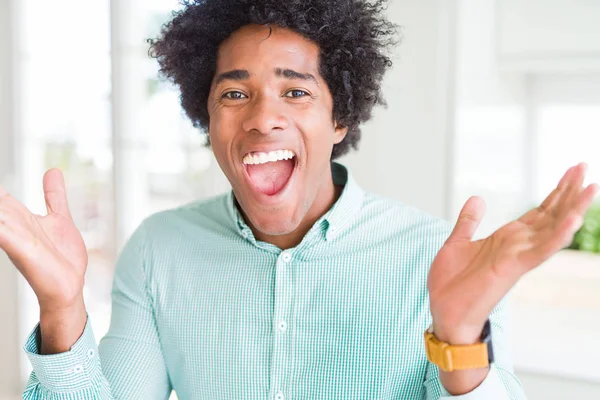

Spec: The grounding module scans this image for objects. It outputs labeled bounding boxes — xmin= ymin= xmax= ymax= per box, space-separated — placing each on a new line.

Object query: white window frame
xmin=0 ymin=0 xmax=25 ymax=397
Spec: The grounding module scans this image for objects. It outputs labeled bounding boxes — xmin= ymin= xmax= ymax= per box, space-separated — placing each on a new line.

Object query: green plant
xmin=568 ymin=201 xmax=600 ymax=253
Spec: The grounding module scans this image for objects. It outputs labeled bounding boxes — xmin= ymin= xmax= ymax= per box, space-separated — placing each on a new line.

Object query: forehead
xmin=216 ymin=24 xmax=321 ymax=75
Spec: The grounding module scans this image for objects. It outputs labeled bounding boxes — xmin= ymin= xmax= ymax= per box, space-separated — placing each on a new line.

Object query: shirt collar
xmin=227 ymin=161 xmax=365 ymax=243
xmin=320 ymin=161 xmax=365 ymax=241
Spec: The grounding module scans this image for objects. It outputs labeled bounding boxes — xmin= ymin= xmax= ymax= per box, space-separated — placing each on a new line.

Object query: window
xmin=508 ymin=74 xmax=600 ymax=379
xmin=15 ymin=2 xmax=227 ymax=393
xmin=532 ymin=74 xmax=600 ymax=202
xmin=16 ymin=0 xmax=114 ymax=381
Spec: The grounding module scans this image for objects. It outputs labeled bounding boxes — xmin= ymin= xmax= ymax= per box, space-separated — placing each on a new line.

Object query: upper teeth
xmin=243 ymin=149 xmax=295 ymax=165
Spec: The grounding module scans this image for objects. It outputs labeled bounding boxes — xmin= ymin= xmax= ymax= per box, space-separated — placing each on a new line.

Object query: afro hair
xmin=148 ymin=0 xmax=398 ymax=159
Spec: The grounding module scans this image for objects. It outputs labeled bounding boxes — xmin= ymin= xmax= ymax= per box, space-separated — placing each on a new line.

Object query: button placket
xmin=269 ymin=250 xmax=294 ymax=400
xmin=281 ymin=251 xmax=292 ymax=263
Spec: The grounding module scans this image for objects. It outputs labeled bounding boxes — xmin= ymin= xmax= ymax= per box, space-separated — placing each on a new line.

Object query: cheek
xmin=208 ymin=109 xmax=238 ymax=145
xmin=207 ymin=119 xmax=230 ymax=164
xmin=300 ymin=109 xmax=338 ymax=148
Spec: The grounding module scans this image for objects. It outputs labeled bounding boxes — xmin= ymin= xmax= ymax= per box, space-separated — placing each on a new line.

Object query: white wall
xmin=519 ymin=372 xmax=600 ymax=400
xmin=341 ymin=0 xmax=456 ymax=221
xmin=452 ymin=0 xmax=531 ymax=239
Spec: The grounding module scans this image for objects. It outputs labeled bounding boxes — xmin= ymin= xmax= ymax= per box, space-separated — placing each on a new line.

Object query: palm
xmin=0 ymin=169 xmax=87 ymax=307
xmin=36 ymin=212 xmax=88 ymax=275
xmin=428 ymin=163 xmax=599 ymax=341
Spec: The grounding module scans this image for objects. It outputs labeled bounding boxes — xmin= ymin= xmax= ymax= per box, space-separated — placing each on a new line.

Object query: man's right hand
xmin=0 ymin=168 xmax=89 ymax=353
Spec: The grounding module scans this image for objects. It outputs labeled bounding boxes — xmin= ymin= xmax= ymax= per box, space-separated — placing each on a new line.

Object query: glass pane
xmin=20 ymin=0 xmax=110 ymax=57
xmin=20 ymin=58 xmax=112 ymax=145
xmin=508 ymin=76 xmax=600 ymax=380
xmin=17 ymin=0 xmax=113 ymax=383
xmin=453 ymin=106 xmax=527 ymax=238
xmin=114 ymin=0 xmax=228 ymax=243
xmin=535 ymin=105 xmax=600 ymax=202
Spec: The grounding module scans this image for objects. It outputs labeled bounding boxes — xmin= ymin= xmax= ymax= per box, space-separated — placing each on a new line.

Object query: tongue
xmin=246 ymin=159 xmax=294 ymax=196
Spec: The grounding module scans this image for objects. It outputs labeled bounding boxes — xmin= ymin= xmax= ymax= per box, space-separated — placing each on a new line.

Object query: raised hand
xmin=0 ymin=168 xmax=87 ymax=313
xmin=428 ymin=162 xmax=599 ymax=345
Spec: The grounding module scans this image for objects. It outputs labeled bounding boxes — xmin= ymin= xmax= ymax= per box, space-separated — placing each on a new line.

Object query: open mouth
xmin=242 ymin=149 xmax=297 ymax=196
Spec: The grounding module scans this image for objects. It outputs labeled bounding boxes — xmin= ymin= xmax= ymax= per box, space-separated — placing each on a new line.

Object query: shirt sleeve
xmin=22 ymin=221 xmax=172 ymax=400
xmin=22 ymin=315 xmax=113 ymax=399
xmin=423 ymin=297 xmax=527 ymax=400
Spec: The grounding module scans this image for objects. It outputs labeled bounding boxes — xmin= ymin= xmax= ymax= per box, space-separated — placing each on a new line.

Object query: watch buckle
xmin=440 ymin=342 xmax=454 ymax=372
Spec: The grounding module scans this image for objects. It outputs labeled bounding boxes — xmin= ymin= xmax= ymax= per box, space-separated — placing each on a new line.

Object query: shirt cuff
xmin=23 ymin=314 xmax=100 ymax=392
xmin=439 ymin=365 xmax=508 ymax=399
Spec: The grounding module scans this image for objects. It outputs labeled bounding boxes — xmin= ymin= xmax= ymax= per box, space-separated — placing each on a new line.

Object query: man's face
xmin=207 ymin=24 xmax=347 ymax=236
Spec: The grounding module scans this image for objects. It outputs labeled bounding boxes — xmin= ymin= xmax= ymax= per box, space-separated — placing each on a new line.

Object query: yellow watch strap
xmin=424 ymin=330 xmax=490 ymax=372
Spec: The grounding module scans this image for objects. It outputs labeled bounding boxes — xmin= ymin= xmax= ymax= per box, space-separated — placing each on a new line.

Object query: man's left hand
xmin=428 ymin=162 xmax=599 ymax=345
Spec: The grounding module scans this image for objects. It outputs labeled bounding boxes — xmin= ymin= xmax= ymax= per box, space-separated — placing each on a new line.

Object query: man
xmin=1 ymin=0 xmax=596 ymax=399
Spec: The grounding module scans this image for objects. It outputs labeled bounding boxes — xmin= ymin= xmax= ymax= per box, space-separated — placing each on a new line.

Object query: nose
xmin=241 ymin=94 xmax=289 ymax=134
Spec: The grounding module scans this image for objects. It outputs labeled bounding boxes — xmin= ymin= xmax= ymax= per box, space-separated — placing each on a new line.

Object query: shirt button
xmin=242 ymin=230 xmax=249 ymax=238
xmin=87 ymin=349 xmax=95 ymax=358
xmin=281 ymin=251 xmax=292 ymax=263
xmin=277 ymin=320 xmax=287 ymax=332
xmin=73 ymin=365 xmax=83 ymax=374
xmin=275 ymin=392 xmax=285 ymax=400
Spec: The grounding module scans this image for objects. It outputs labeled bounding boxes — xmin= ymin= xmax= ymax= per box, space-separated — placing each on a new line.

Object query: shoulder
xmin=134 ymin=192 xmax=236 ymax=246
xmin=359 ymin=191 xmax=454 ymax=248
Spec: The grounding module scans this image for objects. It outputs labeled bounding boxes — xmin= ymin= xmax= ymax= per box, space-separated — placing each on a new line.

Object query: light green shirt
xmin=23 ymin=162 xmax=526 ymax=399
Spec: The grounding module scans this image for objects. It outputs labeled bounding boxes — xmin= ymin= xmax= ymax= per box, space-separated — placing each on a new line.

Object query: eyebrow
xmin=214 ymin=69 xmax=250 ymax=85
xmin=214 ymin=68 xmax=318 ymax=85
xmin=274 ymin=68 xmax=318 ymax=84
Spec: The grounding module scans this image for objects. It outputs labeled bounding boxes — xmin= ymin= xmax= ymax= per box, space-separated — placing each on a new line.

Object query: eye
xmin=222 ymin=91 xmax=247 ymax=100
xmin=285 ymin=89 xmax=309 ymax=98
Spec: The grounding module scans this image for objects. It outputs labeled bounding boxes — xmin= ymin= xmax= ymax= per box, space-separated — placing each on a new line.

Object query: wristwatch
xmin=424 ymin=319 xmax=494 ymax=372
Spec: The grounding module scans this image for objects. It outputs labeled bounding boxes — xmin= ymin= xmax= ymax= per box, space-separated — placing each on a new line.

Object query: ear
xmin=333 ymin=122 xmax=348 ymax=145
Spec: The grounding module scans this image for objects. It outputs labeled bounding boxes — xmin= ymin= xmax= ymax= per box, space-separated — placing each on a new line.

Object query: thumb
xmin=446 ymin=196 xmax=486 ymax=244
xmin=43 ymin=168 xmax=72 ymax=219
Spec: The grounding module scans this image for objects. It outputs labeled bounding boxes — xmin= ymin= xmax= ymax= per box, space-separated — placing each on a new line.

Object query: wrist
xmin=431 ymin=320 xmax=486 ymax=345
xmin=39 ymin=295 xmax=87 ymax=355
xmin=427 ymin=320 xmax=493 ymax=395
xmin=38 ymin=284 xmax=85 ymax=314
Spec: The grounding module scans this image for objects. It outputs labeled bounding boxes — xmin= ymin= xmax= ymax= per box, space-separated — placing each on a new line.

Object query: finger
xmin=526 ymin=166 xmax=576 ymax=224
xmin=537 ymin=181 xmax=569 ymax=217
xmin=573 ymin=183 xmax=600 ymax=217
xmin=520 ymin=186 xmax=563 ymax=225
xmin=522 ymin=163 xmax=590 ymax=228
xmin=446 ymin=196 xmax=486 ymax=244
xmin=557 ymin=165 xmax=576 ymax=190
xmin=519 ymin=210 xmax=583 ymax=267
xmin=43 ymin=169 xmax=72 ymax=219
xmin=560 ymin=163 xmax=588 ymax=211
xmin=546 ymin=163 xmax=584 ymax=213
